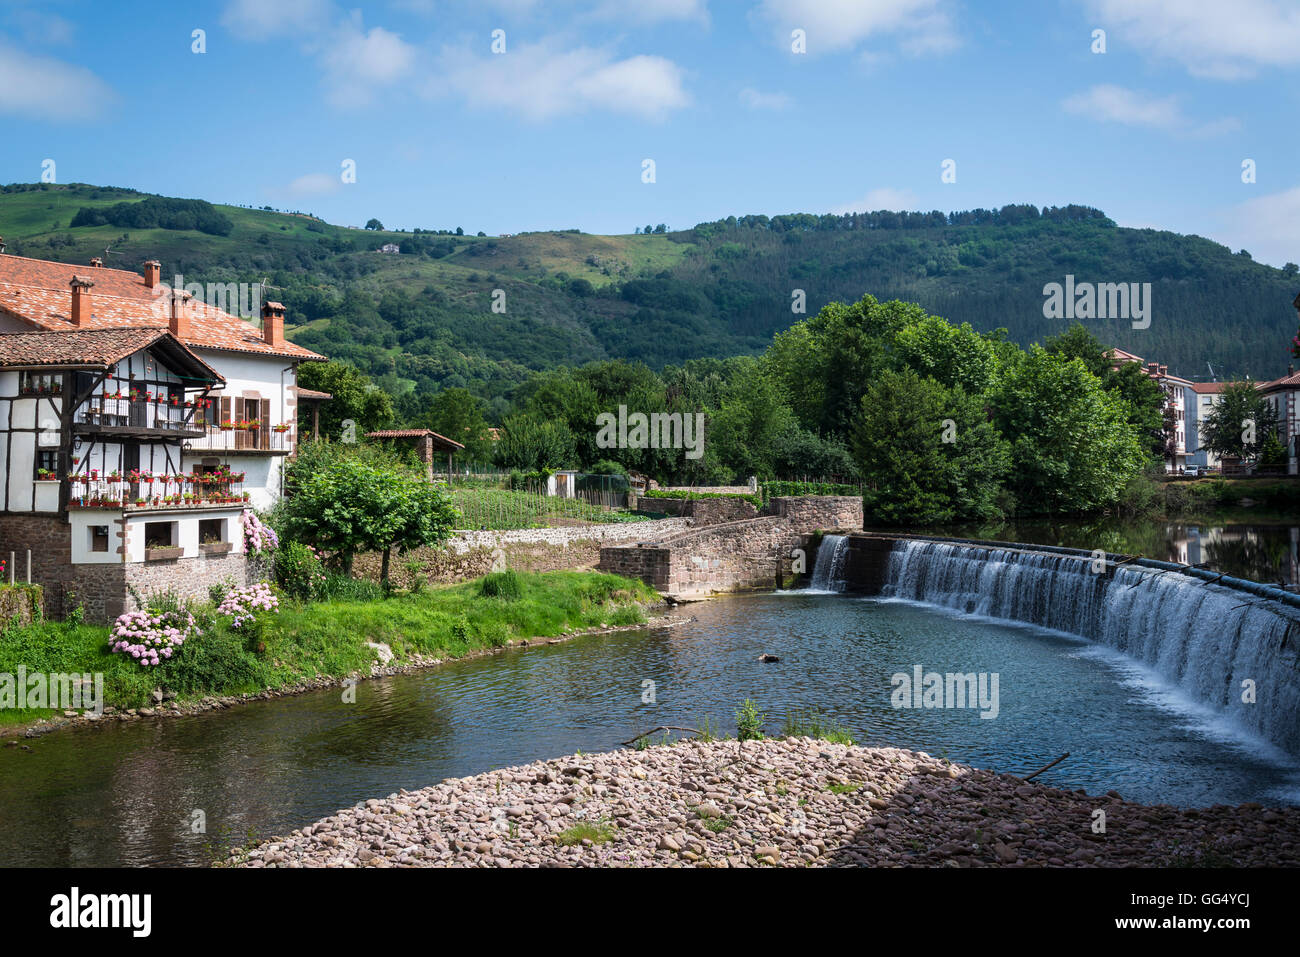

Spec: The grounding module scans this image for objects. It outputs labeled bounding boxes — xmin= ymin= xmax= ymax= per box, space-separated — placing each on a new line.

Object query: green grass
xmin=556 ymin=821 xmax=618 ymax=846
xmin=780 ymin=708 xmax=856 ymax=745
xmin=0 ymin=571 xmax=657 ymax=726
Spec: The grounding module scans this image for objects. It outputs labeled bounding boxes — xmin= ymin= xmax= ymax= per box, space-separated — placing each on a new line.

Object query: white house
xmin=1107 ymin=347 xmax=1193 ymax=472
xmin=0 ymin=252 xmax=326 ymax=620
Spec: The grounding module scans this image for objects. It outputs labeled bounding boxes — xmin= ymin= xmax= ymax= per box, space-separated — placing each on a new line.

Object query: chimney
xmin=143 ymin=260 xmax=161 ymax=289
xmin=70 ymin=276 xmax=93 ymax=327
xmin=261 ymin=300 xmax=285 ymax=348
xmin=89 ymin=257 xmax=103 ymax=268
xmin=169 ymin=289 xmax=193 ymax=339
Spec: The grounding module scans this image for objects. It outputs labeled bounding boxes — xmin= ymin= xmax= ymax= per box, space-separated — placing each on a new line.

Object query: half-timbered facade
xmin=0 ymin=252 xmax=327 ymax=620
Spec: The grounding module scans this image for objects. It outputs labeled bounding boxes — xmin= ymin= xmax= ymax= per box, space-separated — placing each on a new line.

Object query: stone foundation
xmin=0 ymin=514 xmax=250 ymax=622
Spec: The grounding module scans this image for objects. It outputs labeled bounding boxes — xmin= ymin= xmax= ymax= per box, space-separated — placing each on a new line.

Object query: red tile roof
xmin=365 ymin=428 xmax=465 ymax=450
xmin=0 ymin=253 xmax=325 ymax=362
xmin=297 ymin=388 xmax=332 ymax=400
xmin=0 ymin=327 xmax=222 ymax=382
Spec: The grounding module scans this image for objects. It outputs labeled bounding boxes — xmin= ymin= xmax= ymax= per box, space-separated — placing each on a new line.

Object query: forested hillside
xmin=2 ymin=183 xmax=1294 ymax=420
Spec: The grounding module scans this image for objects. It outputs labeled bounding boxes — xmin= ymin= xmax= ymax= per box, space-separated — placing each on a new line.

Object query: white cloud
xmin=588 ymin=0 xmax=710 ymax=25
xmin=284 ymin=173 xmax=342 ymax=197
xmin=0 ymin=38 xmax=116 ymax=121
xmin=831 ymin=187 xmax=919 ymax=214
xmin=1216 ymin=186 xmax=1300 ymax=268
xmin=1083 ymin=0 xmax=1300 ymax=79
xmin=222 ymin=0 xmax=334 ymax=37
xmin=317 ymin=18 xmax=417 ymax=106
xmin=739 ymin=87 xmax=791 ymax=110
xmin=1062 ymin=84 xmax=1238 ymax=136
xmin=755 ymin=0 xmax=959 ymax=55
xmin=427 ymin=40 xmax=690 ymax=121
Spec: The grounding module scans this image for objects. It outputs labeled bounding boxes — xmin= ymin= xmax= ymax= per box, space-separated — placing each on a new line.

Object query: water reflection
xmin=916 ymin=521 xmax=1300 ymax=587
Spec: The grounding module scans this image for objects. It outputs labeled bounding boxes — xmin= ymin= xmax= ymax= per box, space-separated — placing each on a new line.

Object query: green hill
xmin=2 ymin=183 xmax=1295 ymax=413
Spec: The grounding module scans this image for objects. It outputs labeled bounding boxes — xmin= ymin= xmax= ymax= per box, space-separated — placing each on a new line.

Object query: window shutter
xmin=260 ymin=399 xmax=270 ymax=451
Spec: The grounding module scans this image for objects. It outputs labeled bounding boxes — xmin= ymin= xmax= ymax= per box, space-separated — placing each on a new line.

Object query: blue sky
xmin=1 ymin=0 xmax=1297 ymax=265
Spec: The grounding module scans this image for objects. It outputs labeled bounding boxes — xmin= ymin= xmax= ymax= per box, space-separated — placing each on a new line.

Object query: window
xmin=90 ymin=526 xmax=109 ymax=553
xmin=144 ymin=522 xmax=175 ymax=548
xmin=19 ymin=372 xmax=62 ymax=396
xmin=199 ymin=518 xmax=226 ymax=545
xmin=34 ymin=450 xmax=58 ymax=480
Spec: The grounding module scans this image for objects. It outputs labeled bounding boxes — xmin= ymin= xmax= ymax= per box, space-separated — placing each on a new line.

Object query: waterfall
xmin=807 ymin=534 xmax=849 ymax=592
xmin=878 ymin=539 xmax=1300 ymax=755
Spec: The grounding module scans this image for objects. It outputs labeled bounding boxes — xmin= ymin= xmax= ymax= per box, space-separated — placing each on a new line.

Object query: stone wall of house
xmin=121 ymin=551 xmax=250 ymax=615
xmin=598 ymin=496 xmax=862 ymax=599
xmin=0 ymin=514 xmax=250 ymax=622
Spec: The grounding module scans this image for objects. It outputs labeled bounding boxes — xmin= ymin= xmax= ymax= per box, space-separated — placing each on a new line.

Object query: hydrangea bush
xmin=217 ymin=581 xmax=280 ymax=629
xmin=241 ymin=510 xmax=279 ymax=555
xmin=109 ymin=609 xmax=198 ymax=666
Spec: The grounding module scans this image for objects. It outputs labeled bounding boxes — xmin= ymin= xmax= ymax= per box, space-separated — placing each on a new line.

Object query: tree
xmin=851 ymin=369 xmax=1009 ymax=524
xmin=280 ymin=454 xmax=458 ymax=583
xmin=422 ymin=387 xmax=492 ymax=461
xmin=495 ymin=413 xmax=575 ymax=471
xmin=1045 ymin=323 xmax=1165 ymax=459
xmin=992 ymin=347 xmax=1146 ymax=514
xmin=1199 ymin=381 xmax=1280 ymax=461
xmin=297 ymin=361 xmax=393 ymax=439
xmin=365 ymin=218 xmax=384 ymax=230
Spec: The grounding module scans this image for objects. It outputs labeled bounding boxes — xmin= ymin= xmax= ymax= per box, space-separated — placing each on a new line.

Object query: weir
xmin=825 ymin=534 xmax=1300 ymax=755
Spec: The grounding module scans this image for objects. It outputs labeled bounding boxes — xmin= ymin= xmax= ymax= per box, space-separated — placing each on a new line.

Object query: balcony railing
xmin=184 ymin=424 xmax=291 ymax=453
xmin=73 ymin=396 xmax=201 ymax=433
xmin=67 ymin=469 xmax=249 ymax=510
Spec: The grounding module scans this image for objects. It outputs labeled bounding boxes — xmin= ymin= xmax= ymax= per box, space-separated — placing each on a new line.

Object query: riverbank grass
xmin=0 ymin=571 xmax=658 ymax=727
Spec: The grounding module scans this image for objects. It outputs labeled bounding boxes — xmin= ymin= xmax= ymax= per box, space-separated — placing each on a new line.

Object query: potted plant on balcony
xmin=219 ymin=420 xmax=235 ymax=431
xmin=36 ymin=468 xmax=56 ymax=481
xmin=273 ymin=424 xmax=291 ymax=433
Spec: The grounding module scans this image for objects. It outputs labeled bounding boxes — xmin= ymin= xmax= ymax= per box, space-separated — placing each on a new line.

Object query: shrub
xmin=241 ymin=510 xmax=279 ymax=555
xmin=317 ymin=573 xmax=385 ymax=602
xmin=217 ymin=582 xmax=279 ymax=630
xmin=160 ymin=627 xmax=270 ymax=696
xmin=109 ymin=609 xmax=198 ymax=667
xmin=478 ymin=569 xmax=523 ymax=600
xmin=736 ymin=698 xmax=766 ymax=741
xmin=276 ymin=541 xmax=327 ymax=601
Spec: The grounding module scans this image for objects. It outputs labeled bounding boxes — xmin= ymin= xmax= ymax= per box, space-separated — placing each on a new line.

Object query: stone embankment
xmin=229 ymin=738 xmax=1300 ymax=868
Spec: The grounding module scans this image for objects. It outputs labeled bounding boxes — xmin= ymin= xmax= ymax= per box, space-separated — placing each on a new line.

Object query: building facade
xmin=0 ymin=253 xmax=326 ymax=620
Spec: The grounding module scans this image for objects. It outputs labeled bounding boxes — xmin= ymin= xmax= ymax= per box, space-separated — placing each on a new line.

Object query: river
xmin=3 ymin=585 xmax=1297 ymax=867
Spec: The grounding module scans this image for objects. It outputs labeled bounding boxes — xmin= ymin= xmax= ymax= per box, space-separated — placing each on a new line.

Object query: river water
xmin=3 ymin=587 xmax=1297 ymax=867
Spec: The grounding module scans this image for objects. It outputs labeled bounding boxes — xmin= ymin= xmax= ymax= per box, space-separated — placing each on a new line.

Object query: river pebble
xmin=228 ymin=738 xmax=1300 ymax=868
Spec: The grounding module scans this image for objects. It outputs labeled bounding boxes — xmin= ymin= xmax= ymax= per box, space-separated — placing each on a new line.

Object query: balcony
xmin=73 ymin=396 xmax=203 ymax=438
xmin=67 ymin=468 xmax=250 ymax=511
xmin=183 ymin=424 xmax=291 ymax=455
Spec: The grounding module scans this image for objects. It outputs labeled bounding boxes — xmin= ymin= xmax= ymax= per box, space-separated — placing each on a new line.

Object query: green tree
xmin=422 ymin=387 xmax=492 ymax=461
xmin=496 ymin=413 xmax=575 ymax=471
xmin=280 ymin=455 xmax=458 ymax=583
xmin=992 ymin=347 xmax=1146 ymax=513
xmin=851 ymin=369 xmax=1010 ymax=524
xmin=365 ymin=218 xmax=384 ymax=230
xmin=1199 ymin=381 xmax=1281 ymax=461
xmin=297 ymin=361 xmax=393 ymax=439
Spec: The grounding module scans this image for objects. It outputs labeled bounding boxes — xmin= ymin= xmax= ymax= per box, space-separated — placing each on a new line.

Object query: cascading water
xmin=877 ymin=539 xmax=1300 ymax=755
xmin=808 ymin=534 xmax=849 ymax=592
